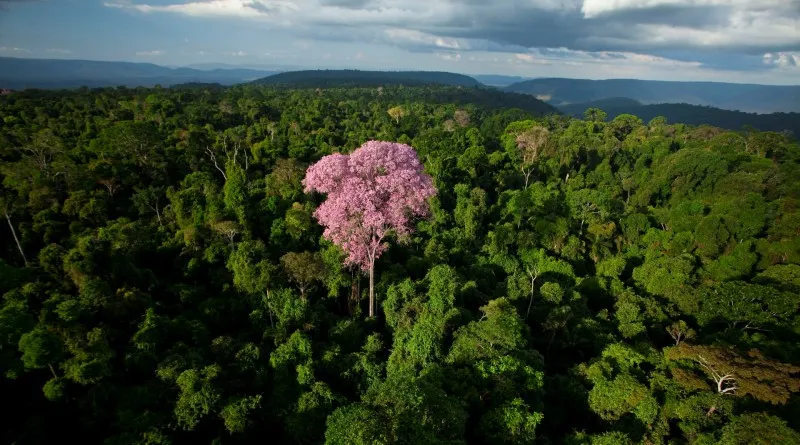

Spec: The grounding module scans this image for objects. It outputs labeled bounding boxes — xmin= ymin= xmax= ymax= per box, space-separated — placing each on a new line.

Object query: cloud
xmin=104 ymin=0 xmax=800 ymax=79
xmin=509 ymin=47 xmax=703 ymax=69
xmin=135 ymin=49 xmax=166 ymax=56
xmin=0 ymin=46 xmax=29 ymax=53
xmin=385 ymin=29 xmax=465 ymax=51
xmin=515 ymin=53 xmax=549 ymax=65
xmin=46 ymin=48 xmax=73 ymax=54
xmin=105 ymin=0 xmax=299 ymax=19
xmin=581 ymin=0 xmax=791 ymax=19
xmin=227 ymin=50 xmax=247 ymax=56
xmin=104 ymin=0 xmax=800 ymax=54
xmin=436 ymin=52 xmax=461 ymax=62
xmin=763 ymin=52 xmax=800 ymax=68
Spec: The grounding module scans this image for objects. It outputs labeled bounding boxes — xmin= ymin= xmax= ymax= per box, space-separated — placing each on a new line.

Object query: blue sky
xmin=1 ymin=0 xmax=799 ymax=84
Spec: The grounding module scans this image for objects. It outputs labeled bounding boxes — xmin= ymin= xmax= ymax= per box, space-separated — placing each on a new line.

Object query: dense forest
xmin=1 ymin=84 xmax=799 ymax=445
xmin=558 ymin=98 xmax=800 ymax=137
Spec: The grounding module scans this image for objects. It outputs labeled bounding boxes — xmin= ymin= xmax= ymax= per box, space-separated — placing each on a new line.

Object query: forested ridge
xmin=558 ymin=99 xmax=800 ymax=137
xmin=251 ymin=70 xmax=482 ymax=88
xmin=1 ymin=84 xmax=799 ymax=445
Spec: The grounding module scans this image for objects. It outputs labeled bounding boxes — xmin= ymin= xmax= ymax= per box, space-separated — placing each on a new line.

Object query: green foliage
xmin=221 ymin=395 xmax=262 ymax=433
xmin=447 ymin=298 xmax=526 ymax=365
xmin=325 ymin=404 xmax=389 ymax=445
xmin=384 ymin=266 xmax=461 ymax=372
xmin=479 ymin=398 xmax=544 ymax=445
xmin=718 ymin=413 xmax=800 ymax=445
xmin=281 ymin=251 xmax=326 ymax=297
xmin=18 ymin=326 xmax=63 ymax=370
xmin=694 ymin=281 xmax=798 ymax=328
xmin=42 ymin=377 xmax=67 ymax=401
xmin=174 ymin=364 xmax=223 ymax=430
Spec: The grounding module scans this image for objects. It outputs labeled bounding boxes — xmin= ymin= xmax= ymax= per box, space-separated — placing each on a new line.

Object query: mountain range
xmin=503 ymin=78 xmax=800 ymax=114
xmin=251 ymin=70 xmax=482 ymax=88
xmin=0 ymin=57 xmax=278 ymax=89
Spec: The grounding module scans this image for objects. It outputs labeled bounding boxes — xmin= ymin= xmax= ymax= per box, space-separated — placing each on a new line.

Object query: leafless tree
xmin=515 ymin=126 xmax=550 ymax=188
xmin=98 ymin=178 xmax=121 ymax=197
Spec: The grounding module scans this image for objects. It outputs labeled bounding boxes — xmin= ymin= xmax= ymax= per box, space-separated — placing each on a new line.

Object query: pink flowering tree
xmin=303 ymin=141 xmax=437 ymax=317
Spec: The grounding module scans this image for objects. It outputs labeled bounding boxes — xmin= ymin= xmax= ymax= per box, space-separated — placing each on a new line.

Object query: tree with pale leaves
xmin=303 ymin=141 xmax=436 ymax=317
xmin=508 ymin=125 xmax=550 ymax=188
xmin=387 ymin=106 xmax=408 ymax=124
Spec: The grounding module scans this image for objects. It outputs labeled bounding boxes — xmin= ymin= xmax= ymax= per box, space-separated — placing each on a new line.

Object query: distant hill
xmin=561 ymin=97 xmax=644 ymax=110
xmin=559 ymin=99 xmax=800 ymax=136
xmin=168 ymin=82 xmax=226 ymax=90
xmin=504 ymin=78 xmax=800 ymax=114
xmin=252 ymin=70 xmax=482 ymax=88
xmin=472 ymin=75 xmax=532 ymax=87
xmin=0 ymin=57 xmax=278 ymax=89
xmin=372 ymin=86 xmax=559 ymax=117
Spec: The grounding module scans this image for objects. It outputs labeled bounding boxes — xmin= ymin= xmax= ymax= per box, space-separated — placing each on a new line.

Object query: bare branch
xmin=698 ymin=354 xmax=737 ymax=395
xmin=205 ymin=146 xmax=228 ymax=181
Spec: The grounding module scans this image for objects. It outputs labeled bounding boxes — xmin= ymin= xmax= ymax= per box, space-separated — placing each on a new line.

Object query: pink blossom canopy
xmin=303 ymin=141 xmax=437 ymax=270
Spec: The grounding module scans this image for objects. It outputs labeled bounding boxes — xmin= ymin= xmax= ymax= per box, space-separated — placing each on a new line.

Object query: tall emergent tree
xmin=303 ymin=141 xmax=436 ymax=317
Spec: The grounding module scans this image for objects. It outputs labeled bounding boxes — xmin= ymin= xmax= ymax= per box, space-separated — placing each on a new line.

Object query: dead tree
xmin=2 ymin=203 xmax=28 ymax=266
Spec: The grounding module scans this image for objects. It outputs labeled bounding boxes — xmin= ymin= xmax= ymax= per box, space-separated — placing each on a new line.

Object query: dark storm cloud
xmin=592 ymin=4 xmax=731 ymax=29
xmin=420 ymin=0 xmax=800 ymax=54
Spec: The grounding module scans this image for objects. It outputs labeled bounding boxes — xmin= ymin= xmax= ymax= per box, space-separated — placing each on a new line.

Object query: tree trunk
xmin=48 ymin=363 xmax=58 ymax=379
xmin=526 ymin=271 xmax=537 ymax=319
xmin=264 ymin=290 xmax=274 ymax=329
xmin=349 ymin=271 xmax=357 ymax=317
xmin=5 ymin=212 xmax=28 ymax=266
xmin=154 ymin=198 xmax=162 ymax=227
xmin=368 ymin=258 xmax=375 ymax=318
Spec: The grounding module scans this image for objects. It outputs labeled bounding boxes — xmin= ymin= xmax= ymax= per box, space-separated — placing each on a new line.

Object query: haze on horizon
xmin=0 ymin=0 xmax=799 ymax=85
